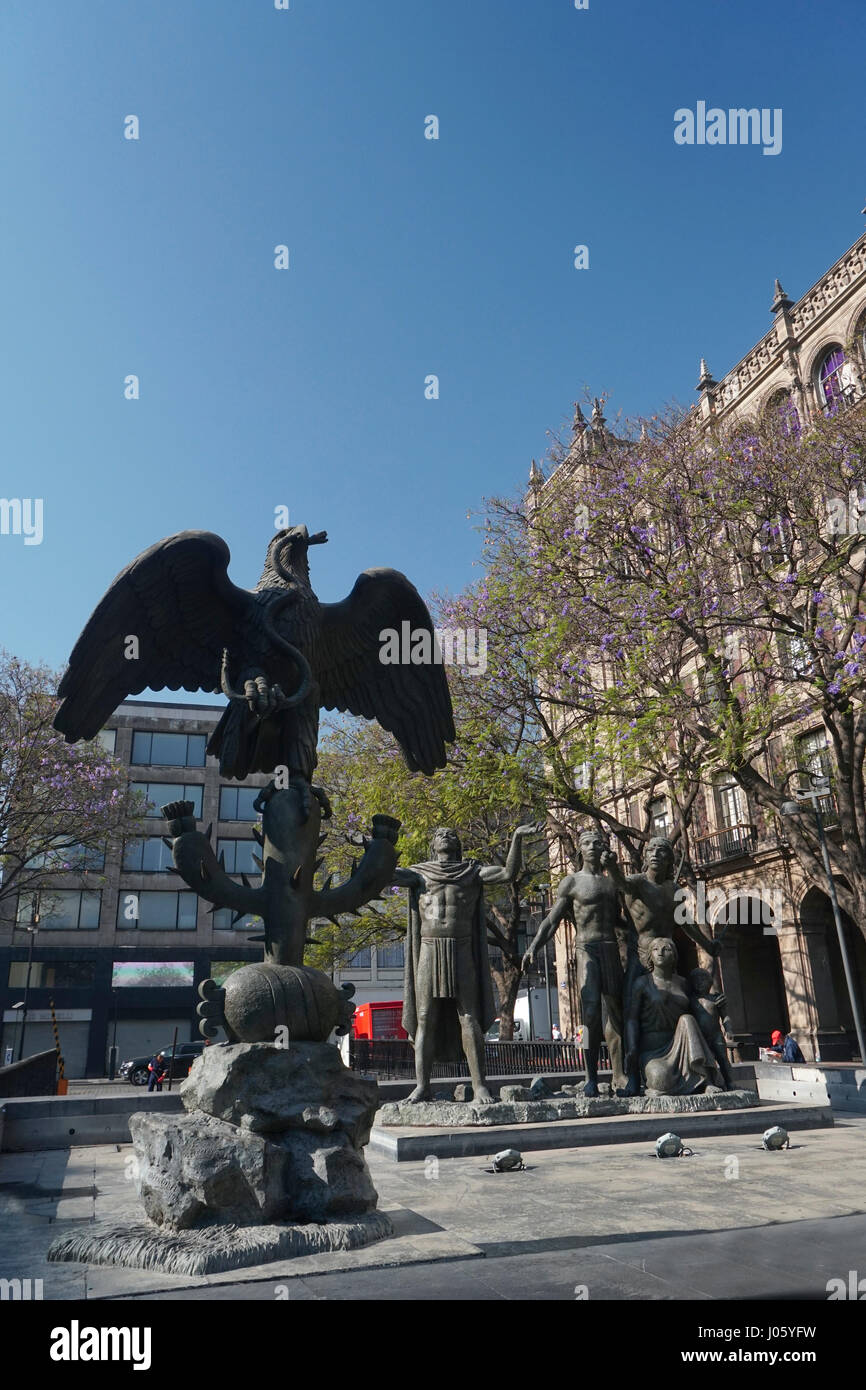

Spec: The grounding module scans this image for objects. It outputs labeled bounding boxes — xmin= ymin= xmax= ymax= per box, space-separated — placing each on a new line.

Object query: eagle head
xmin=263 ymin=526 xmax=329 ymax=587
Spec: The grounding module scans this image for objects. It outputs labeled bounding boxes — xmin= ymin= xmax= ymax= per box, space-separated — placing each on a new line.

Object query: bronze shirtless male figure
xmin=522 ymin=828 xmax=627 ymax=1095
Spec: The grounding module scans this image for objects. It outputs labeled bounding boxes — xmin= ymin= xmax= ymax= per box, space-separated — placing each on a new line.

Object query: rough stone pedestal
xmin=133 ymin=1041 xmax=381 ymax=1228
xmin=48 ymin=1040 xmax=394 ymax=1275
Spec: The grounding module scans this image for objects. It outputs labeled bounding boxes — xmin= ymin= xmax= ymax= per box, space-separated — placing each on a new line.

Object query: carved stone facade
xmin=549 ymin=224 xmax=866 ymax=1063
xmin=696 ymin=230 xmax=866 ymax=430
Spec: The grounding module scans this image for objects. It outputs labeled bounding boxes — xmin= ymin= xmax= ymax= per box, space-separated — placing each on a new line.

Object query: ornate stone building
xmin=548 ymin=223 xmax=866 ymax=1063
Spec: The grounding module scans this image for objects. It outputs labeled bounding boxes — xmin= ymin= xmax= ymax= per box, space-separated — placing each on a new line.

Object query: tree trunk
xmin=492 ymin=957 xmax=522 ymax=1042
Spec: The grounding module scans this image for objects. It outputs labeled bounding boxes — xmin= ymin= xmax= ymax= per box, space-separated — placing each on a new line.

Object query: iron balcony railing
xmin=693 ymin=822 xmax=757 ymax=866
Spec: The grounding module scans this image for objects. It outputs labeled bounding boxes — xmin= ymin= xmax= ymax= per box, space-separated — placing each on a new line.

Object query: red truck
xmin=352 ymin=1001 xmax=407 ymax=1041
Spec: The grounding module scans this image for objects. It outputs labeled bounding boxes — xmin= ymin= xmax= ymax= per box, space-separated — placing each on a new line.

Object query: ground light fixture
xmin=762 ymin=1126 xmax=790 ymax=1150
xmin=655 ymin=1132 xmax=692 ymax=1158
xmin=779 ymin=770 xmax=866 ymax=1064
xmin=491 ymin=1149 xmax=525 ymax=1171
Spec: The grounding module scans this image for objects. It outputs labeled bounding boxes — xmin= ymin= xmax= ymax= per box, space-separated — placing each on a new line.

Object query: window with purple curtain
xmin=818 ymin=347 xmax=846 ymax=407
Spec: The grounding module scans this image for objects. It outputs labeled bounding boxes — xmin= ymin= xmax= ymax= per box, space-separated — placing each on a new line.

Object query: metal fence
xmin=348 ymin=1038 xmax=610 ymax=1079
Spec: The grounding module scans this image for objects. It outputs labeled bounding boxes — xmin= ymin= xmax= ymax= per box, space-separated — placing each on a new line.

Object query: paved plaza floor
xmin=1 ymin=1114 xmax=864 ymax=1301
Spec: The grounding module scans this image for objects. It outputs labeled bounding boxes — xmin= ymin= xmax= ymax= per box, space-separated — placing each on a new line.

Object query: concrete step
xmin=0 ymin=1092 xmax=183 ymax=1152
xmin=370 ymin=1101 xmax=833 ymax=1161
xmin=754 ymin=1062 xmax=866 ymax=1113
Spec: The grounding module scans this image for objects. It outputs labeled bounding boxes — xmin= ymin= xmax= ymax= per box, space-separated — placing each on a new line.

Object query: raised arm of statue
xmin=601 ymin=849 xmax=644 ymax=900
xmin=479 ymin=821 xmax=545 ymax=886
xmin=521 ymin=879 xmax=572 ymax=972
xmin=680 ymin=918 xmax=721 ymax=957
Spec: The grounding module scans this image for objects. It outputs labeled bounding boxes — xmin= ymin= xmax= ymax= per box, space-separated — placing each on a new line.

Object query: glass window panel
xmin=220 ymin=787 xmax=259 ymax=821
xmin=8 ymin=960 xmax=96 ymax=988
xmin=217 ymin=839 xmax=260 ymax=875
xmin=177 ymin=894 xmax=198 ymax=930
xmin=798 ymin=728 xmax=830 ymax=776
xmin=116 ymin=892 xmax=141 ymax=929
xmin=96 ymin=728 xmax=117 ymax=754
xmin=121 ymin=837 xmax=170 ymax=872
xmin=142 ymin=838 xmax=174 ymax=873
xmin=19 ymin=890 xmax=101 ymax=930
xmin=45 ymin=892 xmax=85 ymax=929
xmin=117 ymin=891 xmax=197 ymax=930
xmin=377 ymin=941 xmax=404 ymax=969
xmin=213 ymin=908 xmax=260 ymax=931
xmin=16 ymin=894 xmax=35 ymax=925
xmin=131 ymin=732 xmax=152 ymax=763
xmin=819 ymin=348 xmax=846 ymax=406
xmin=209 ymin=960 xmax=248 ymax=985
xmin=141 ymin=892 xmax=177 ymax=928
xmin=346 ymin=947 xmax=371 ymax=969
xmin=217 ymin=839 xmax=237 ymax=873
xmin=150 ymin=732 xmax=187 ymax=765
xmin=131 ymin=783 xmax=202 ymax=818
xmin=79 ymin=892 xmax=101 ymax=928
xmin=122 ymin=840 xmax=143 ymax=871
xmin=715 ymin=782 xmax=746 ymax=828
xmin=186 ymin=735 xmax=207 ymax=766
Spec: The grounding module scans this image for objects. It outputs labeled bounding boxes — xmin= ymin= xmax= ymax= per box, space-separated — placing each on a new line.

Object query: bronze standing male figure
xmin=522 ymin=829 xmax=627 ymax=1095
xmin=396 ymin=823 xmax=542 ymax=1104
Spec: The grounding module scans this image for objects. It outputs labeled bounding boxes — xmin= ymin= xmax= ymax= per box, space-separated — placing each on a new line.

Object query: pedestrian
xmin=766 ymin=1029 xmax=805 ymax=1063
xmin=552 ymin=1023 xmax=563 ymax=1042
xmin=147 ymin=1053 xmax=165 ymax=1092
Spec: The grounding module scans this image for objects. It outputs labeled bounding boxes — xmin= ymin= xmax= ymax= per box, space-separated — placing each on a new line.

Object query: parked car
xmin=485 ymin=1018 xmax=527 ymax=1041
xmin=120 ymin=1041 xmax=206 ymax=1085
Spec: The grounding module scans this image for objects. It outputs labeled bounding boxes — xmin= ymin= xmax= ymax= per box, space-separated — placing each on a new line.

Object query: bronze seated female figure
xmin=625 ymin=937 xmax=727 ymax=1095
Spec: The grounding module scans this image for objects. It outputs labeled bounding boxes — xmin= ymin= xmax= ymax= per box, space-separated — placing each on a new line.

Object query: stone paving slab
xmin=1 ymin=1117 xmax=864 ymax=1300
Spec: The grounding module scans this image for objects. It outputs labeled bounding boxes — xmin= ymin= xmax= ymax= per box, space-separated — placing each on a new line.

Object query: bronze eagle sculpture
xmin=53 ymin=526 xmax=455 ymax=784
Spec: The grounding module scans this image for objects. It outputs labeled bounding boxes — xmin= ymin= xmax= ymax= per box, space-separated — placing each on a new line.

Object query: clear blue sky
xmin=1 ymin=0 xmax=864 ymax=693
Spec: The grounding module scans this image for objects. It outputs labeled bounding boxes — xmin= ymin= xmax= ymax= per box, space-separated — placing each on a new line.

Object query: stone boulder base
xmin=182 ymin=1039 xmax=378 ymax=1142
xmin=130 ymin=1040 xmax=382 ymax=1229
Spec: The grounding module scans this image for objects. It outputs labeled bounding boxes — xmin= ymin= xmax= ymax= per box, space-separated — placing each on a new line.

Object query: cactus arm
xmin=313 ymin=816 xmax=401 ymax=919
xmin=162 ymin=801 xmax=266 ymax=917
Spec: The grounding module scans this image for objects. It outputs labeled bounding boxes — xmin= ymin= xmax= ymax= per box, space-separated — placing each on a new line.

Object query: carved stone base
xmin=377 ymin=1088 xmax=762 ymax=1128
xmin=47 ymin=1212 xmax=394 ymax=1277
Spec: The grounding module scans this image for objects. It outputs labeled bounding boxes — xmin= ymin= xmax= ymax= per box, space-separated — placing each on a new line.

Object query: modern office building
xmin=0 ymin=699 xmax=404 ymax=1076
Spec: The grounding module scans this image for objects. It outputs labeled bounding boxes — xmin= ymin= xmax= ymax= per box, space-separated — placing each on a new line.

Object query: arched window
xmin=767 ymin=388 xmax=800 ymax=438
xmin=817 ymin=346 xmax=846 ymax=411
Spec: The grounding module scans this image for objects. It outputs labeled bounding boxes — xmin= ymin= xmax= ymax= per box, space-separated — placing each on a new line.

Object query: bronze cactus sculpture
xmin=162 ymin=787 xmax=401 ymax=1043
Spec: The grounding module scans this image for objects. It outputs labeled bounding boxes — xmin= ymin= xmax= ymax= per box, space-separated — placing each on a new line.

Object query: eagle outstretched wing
xmin=316 ymin=568 xmax=456 ymax=775
xmin=54 ymin=531 xmax=253 ymax=741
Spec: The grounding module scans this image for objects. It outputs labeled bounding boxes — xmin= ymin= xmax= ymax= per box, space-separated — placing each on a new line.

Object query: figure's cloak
xmin=402 ymin=859 xmax=497 ymax=1063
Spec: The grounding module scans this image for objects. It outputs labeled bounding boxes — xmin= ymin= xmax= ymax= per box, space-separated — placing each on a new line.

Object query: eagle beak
xmin=308 ymin=531 xmax=328 ymax=545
